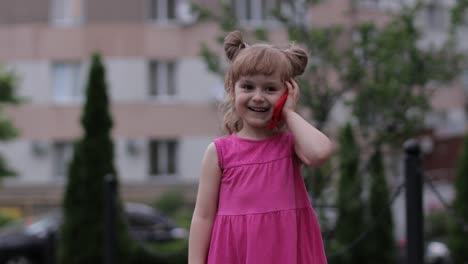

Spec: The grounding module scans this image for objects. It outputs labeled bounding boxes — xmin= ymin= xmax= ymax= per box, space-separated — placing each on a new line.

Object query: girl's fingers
xmin=291 ymin=79 xmax=298 ymax=91
xmin=288 ymin=79 xmax=298 ymax=98
xmin=285 ymin=80 xmax=292 ymax=93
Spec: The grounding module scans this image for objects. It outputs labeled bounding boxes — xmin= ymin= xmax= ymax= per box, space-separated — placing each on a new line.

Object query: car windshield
xmin=25 ymin=213 xmax=60 ymax=235
xmin=0 ymin=211 xmax=60 ymax=235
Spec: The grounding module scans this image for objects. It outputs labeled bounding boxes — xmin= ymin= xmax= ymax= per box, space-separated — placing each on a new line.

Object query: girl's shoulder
xmin=212 ymin=134 xmax=236 ymax=170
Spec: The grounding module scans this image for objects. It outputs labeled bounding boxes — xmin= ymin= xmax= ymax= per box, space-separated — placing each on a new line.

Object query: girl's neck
xmin=236 ymin=127 xmax=278 ymax=141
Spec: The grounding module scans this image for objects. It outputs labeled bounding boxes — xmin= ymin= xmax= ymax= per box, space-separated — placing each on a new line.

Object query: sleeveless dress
xmin=207 ymin=132 xmax=327 ymax=264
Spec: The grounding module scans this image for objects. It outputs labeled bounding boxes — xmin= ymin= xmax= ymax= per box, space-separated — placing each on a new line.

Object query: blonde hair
xmin=221 ymin=30 xmax=309 ymax=134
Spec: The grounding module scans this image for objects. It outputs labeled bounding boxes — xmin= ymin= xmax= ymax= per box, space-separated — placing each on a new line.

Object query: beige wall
xmin=0 ymin=136 xmax=214 ymax=184
xmin=86 ymin=0 xmax=146 ymax=22
xmin=0 ymin=0 xmax=49 ymax=24
xmin=0 ymin=0 xmax=221 ymax=25
xmin=6 ymin=103 xmax=221 ymax=140
xmin=4 ymin=55 xmax=223 ymax=140
xmin=0 ymin=23 xmax=220 ymax=61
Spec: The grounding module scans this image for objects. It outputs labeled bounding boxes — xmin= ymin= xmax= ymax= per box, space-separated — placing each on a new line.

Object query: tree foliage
xmin=332 ymin=124 xmax=366 ymax=263
xmin=193 ymin=0 xmax=465 ymax=260
xmin=58 ymin=54 xmax=132 ymax=264
xmin=449 ymin=134 xmax=468 ymax=264
xmin=0 ymin=67 xmax=20 ymax=178
xmin=366 ymin=146 xmax=395 ymax=264
xmin=347 ymin=10 xmax=462 ymax=147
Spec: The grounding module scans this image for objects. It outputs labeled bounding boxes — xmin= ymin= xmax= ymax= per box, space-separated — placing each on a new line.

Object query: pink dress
xmin=207 ymin=132 xmax=327 ymax=264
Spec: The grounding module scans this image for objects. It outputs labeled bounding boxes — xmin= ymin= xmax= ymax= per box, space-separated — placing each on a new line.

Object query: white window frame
xmin=148 ymin=60 xmax=177 ymax=99
xmin=426 ymin=3 xmax=448 ymax=31
xmin=358 ymin=0 xmax=401 ymax=11
xmin=52 ymin=141 xmax=74 ymax=178
xmin=462 ymin=68 xmax=468 ymax=90
xmin=234 ymin=0 xmax=282 ymax=27
xmin=147 ymin=0 xmax=178 ymax=23
xmin=149 ymin=139 xmax=178 ymax=177
xmin=51 ymin=62 xmax=84 ymax=104
xmin=50 ymin=0 xmax=85 ymax=26
xmin=358 ymin=0 xmax=380 ymax=9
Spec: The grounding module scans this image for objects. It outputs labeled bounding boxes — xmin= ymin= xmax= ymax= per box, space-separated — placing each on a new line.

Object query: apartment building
xmin=0 ymin=0 xmax=229 ymax=213
xmin=0 ymin=0 xmax=466 ymax=218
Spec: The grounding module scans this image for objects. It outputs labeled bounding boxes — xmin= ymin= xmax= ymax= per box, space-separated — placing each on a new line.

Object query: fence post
xmin=104 ymin=174 xmax=117 ymax=264
xmin=404 ymin=139 xmax=424 ymax=264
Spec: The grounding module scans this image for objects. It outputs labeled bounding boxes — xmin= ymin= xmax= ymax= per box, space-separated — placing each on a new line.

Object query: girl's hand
xmin=282 ymin=79 xmax=299 ymax=116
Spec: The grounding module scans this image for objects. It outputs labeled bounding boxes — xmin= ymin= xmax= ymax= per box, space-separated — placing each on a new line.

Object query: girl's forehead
xmin=231 ymin=48 xmax=292 ymax=81
xmin=238 ymin=73 xmax=283 ymax=84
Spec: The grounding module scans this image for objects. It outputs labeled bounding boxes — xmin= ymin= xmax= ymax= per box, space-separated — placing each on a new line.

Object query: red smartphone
xmin=268 ymin=91 xmax=288 ymax=129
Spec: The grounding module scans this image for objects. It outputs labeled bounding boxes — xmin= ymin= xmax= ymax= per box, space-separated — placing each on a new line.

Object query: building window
xmin=52 ymin=141 xmax=74 ymax=178
xmin=426 ymin=3 xmax=448 ymax=30
xmin=358 ymin=0 xmax=380 ymax=9
xmin=232 ymin=0 xmax=283 ymax=25
xmin=50 ymin=0 xmax=84 ymax=26
xmin=149 ymin=61 xmax=176 ymax=97
xmin=149 ymin=139 xmax=178 ymax=176
xmin=52 ymin=62 xmax=83 ymax=103
xmin=148 ymin=0 xmax=178 ymax=22
xmin=358 ymin=0 xmax=401 ymax=11
xmin=462 ymin=69 xmax=468 ymax=89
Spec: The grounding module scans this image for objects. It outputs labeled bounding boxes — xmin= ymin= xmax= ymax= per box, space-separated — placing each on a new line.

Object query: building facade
xmin=0 ymin=0 xmax=228 ymax=212
xmin=0 ymin=0 xmax=466 ymax=220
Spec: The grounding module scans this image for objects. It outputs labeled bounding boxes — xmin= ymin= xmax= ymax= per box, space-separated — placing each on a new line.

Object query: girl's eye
xmin=242 ymin=84 xmax=254 ymax=90
xmin=266 ymin=87 xmax=277 ymax=92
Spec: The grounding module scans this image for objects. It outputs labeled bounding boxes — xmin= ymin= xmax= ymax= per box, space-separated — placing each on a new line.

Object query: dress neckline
xmin=232 ymin=132 xmax=284 ymax=143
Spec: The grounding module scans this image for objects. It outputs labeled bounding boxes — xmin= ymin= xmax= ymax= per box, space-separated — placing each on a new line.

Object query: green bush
xmin=0 ymin=213 xmax=15 ymax=227
xmin=130 ymin=244 xmax=170 ymax=264
xmin=154 ymin=240 xmax=188 ymax=264
xmin=130 ymin=240 xmax=188 ymax=264
xmin=425 ymin=209 xmax=451 ymax=240
xmin=153 ymin=191 xmax=186 ymax=216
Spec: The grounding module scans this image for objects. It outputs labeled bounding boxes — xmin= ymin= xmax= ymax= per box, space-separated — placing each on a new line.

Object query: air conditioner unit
xmin=31 ymin=141 xmax=49 ymax=157
xmin=126 ymin=139 xmax=143 ymax=156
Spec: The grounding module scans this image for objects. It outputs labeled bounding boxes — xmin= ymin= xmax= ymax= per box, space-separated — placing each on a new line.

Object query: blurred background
xmin=0 ymin=0 xmax=467 ymax=263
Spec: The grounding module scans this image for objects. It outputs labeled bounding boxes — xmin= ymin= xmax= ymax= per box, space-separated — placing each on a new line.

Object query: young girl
xmin=188 ymin=30 xmax=333 ymax=264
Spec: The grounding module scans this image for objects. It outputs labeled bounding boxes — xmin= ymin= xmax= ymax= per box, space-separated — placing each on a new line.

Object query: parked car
xmin=0 ymin=203 xmax=188 ymax=264
xmin=397 ymin=239 xmax=452 ymax=264
xmin=425 ymin=241 xmax=451 ymax=264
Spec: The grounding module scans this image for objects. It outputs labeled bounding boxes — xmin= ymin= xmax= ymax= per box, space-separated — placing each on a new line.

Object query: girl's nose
xmin=252 ymin=90 xmax=265 ymax=102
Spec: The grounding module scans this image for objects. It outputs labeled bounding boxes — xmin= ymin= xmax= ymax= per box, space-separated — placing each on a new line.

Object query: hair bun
xmin=285 ymin=47 xmax=308 ymax=76
xmin=224 ymin=30 xmax=247 ymax=62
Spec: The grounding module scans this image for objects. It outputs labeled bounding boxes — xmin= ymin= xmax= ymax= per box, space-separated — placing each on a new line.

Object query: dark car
xmin=0 ymin=203 xmax=187 ymax=264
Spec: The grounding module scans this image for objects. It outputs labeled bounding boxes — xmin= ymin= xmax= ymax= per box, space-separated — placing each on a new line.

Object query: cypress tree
xmin=58 ymin=54 xmax=132 ymax=264
xmin=0 ymin=67 xmax=19 ymax=178
xmin=366 ymin=146 xmax=395 ymax=263
xmin=449 ymin=134 xmax=468 ymax=264
xmin=332 ymin=123 xmax=367 ymax=264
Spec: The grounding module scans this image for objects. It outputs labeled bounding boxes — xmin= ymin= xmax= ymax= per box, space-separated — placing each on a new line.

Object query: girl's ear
xmin=229 ymin=86 xmax=236 ymax=101
xmin=224 ymin=30 xmax=248 ymax=62
xmin=285 ymin=47 xmax=308 ymax=76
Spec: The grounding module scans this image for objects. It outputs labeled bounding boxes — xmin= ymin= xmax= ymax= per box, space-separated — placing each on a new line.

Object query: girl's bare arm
xmin=283 ymin=80 xmax=334 ymax=167
xmin=188 ymin=143 xmax=221 ymax=264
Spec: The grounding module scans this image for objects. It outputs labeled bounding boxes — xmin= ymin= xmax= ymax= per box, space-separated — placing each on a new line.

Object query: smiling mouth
xmin=248 ymin=107 xmax=269 ymax=112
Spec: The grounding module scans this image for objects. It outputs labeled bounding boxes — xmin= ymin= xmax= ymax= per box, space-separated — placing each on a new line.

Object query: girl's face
xmin=233 ymin=71 xmax=286 ymax=134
